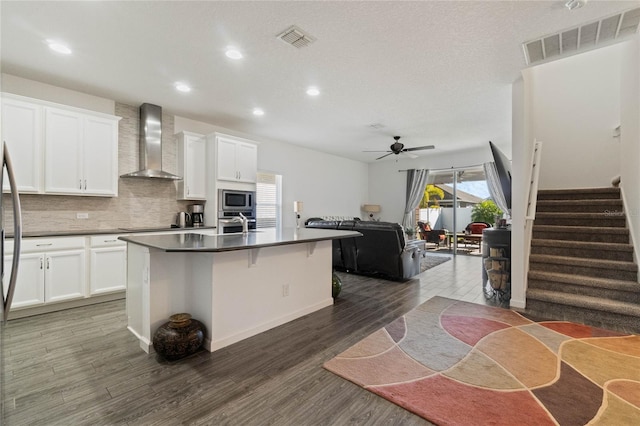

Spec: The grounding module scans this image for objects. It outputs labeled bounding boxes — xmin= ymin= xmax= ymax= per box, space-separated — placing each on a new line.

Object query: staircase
xmin=526 ymin=187 xmax=640 ymax=334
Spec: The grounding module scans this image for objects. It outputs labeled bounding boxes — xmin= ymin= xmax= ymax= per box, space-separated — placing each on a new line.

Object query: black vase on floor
xmin=153 ymin=313 xmax=205 ymax=361
xmin=332 ymin=273 xmax=342 ymax=299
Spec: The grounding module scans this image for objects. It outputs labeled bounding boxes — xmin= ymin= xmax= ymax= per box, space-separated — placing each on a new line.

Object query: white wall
xmin=525 ymin=44 xmax=623 ymax=189
xmin=511 ymin=76 xmax=529 ymax=309
xmin=368 ymin=146 xmax=493 ymax=224
xmin=619 ymin=37 xmax=640 ymax=264
xmin=1 ymin=73 xmax=115 ymax=114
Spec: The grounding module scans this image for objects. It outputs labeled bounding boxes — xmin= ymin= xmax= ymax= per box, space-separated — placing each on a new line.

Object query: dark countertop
xmin=119 ymin=227 xmax=361 ymax=253
xmin=10 ymin=226 xmax=217 ymax=239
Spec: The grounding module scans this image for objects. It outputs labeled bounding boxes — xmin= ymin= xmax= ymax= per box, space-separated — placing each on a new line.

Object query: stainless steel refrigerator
xmin=0 ymin=141 xmax=23 ymax=422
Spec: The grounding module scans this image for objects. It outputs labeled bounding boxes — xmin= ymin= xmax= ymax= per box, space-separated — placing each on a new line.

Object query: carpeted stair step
xmin=535 ymin=199 xmax=623 ymax=213
xmin=525 ymin=288 xmax=640 ymax=334
xmin=527 ymin=270 xmax=640 ymax=303
xmin=534 ymin=212 xmax=626 ymax=227
xmin=530 ymin=239 xmax=634 ymax=262
xmin=532 ymin=225 xmax=630 ymax=244
xmin=528 ymin=254 xmax=638 ymax=281
xmin=537 ymin=187 xmax=621 ymax=201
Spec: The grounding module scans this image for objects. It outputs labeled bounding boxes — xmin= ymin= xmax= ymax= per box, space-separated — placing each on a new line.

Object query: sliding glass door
xmin=421 ymin=166 xmax=490 ymax=255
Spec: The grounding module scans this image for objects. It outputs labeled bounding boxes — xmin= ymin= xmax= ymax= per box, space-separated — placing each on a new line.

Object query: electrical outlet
xmin=282 ymin=283 xmax=290 ymax=297
xmin=76 ymin=212 xmax=89 ymax=219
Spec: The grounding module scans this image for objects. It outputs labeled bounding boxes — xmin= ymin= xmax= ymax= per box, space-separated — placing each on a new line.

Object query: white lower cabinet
xmin=45 ymin=249 xmax=86 ymax=303
xmin=90 ymin=236 xmax=127 ymax=295
xmin=4 ymin=237 xmax=86 ymax=309
xmin=3 ymin=253 xmax=45 ymax=309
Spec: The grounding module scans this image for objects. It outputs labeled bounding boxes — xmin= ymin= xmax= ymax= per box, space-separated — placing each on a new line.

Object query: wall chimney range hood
xmin=120 ymin=103 xmax=182 ymax=180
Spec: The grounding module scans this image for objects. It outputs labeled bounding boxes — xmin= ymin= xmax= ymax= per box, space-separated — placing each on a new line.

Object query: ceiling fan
xmin=364 ymin=136 xmax=435 ymax=160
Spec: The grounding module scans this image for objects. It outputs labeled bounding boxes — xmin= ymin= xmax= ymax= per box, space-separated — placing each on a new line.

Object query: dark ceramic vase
xmin=152 ymin=313 xmax=205 ymax=361
xmin=332 ymin=273 xmax=342 ymax=299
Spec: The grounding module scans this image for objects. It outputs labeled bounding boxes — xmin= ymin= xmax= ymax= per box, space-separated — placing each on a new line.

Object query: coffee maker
xmin=189 ymin=204 xmax=204 ymax=227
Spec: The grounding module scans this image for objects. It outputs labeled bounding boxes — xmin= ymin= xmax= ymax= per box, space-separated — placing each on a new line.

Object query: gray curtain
xmin=402 ymin=169 xmax=429 ymax=229
xmin=483 ymin=161 xmax=509 ymax=216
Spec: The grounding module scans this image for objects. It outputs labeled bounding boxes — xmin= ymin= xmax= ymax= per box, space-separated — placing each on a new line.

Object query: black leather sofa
xmin=305 ymin=219 xmax=422 ymax=280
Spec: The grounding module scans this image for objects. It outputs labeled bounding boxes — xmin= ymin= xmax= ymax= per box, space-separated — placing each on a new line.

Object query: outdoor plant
xmin=419 ymin=184 xmax=445 ymax=209
xmin=471 ymin=200 xmax=503 ymax=225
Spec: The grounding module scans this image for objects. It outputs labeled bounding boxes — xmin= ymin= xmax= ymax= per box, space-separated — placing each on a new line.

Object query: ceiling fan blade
xmin=403 ymin=145 xmax=435 ymax=152
xmin=376 ymin=152 xmax=394 ymax=160
xmin=363 ymin=150 xmax=391 ymax=153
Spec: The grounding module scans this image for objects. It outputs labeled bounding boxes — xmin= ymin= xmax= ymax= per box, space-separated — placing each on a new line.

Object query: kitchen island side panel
xmin=125 ymin=243 xmax=150 ymax=351
xmin=207 ymin=241 xmax=333 ymax=351
xmin=126 ymin=239 xmax=334 ymax=353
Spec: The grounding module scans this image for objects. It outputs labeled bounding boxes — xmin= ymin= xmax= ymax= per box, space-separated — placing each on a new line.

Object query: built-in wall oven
xmin=217 ymin=189 xmax=257 ymax=234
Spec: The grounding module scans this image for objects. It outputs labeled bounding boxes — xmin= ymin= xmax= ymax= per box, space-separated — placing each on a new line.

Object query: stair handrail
xmin=526 ymin=140 xmax=543 ymax=221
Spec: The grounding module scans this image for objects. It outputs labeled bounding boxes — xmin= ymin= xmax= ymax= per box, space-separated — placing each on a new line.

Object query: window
xmin=256 ymin=172 xmax=282 ymax=229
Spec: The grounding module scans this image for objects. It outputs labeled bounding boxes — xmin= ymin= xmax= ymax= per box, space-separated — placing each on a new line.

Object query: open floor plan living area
xmin=2 ymin=1 xmax=640 ymax=424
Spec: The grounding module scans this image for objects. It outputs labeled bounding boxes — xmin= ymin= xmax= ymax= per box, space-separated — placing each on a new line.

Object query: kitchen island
xmin=120 ymin=228 xmax=360 ymax=353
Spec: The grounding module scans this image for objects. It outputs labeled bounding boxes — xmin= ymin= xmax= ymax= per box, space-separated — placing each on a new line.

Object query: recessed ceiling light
xmin=306 ymin=87 xmax=320 ymax=96
xmin=46 ymin=40 xmax=72 ymax=55
xmin=565 ymin=0 xmax=587 ymax=10
xmin=225 ymin=48 xmax=243 ymax=60
xmin=253 ymin=108 xmax=265 ymax=116
xmin=175 ymin=82 xmax=191 ymax=93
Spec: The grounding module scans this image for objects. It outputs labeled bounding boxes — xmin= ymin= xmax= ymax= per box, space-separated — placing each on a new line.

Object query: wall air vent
xmin=277 ymin=25 xmax=316 ymax=48
xmin=523 ymin=7 xmax=640 ymax=66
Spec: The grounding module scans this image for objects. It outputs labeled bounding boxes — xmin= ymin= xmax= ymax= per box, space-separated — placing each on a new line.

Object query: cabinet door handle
xmin=36 ymin=243 xmax=53 ymax=247
xmin=40 ymin=258 xmax=43 ymax=270
xmin=84 ymin=180 xmax=87 ymax=190
xmin=187 ymin=186 xmax=190 ymax=196
xmin=79 ymin=179 xmax=82 ymax=190
xmin=103 ymin=239 xmax=118 ymax=243
xmin=46 ymin=257 xmax=50 ymax=270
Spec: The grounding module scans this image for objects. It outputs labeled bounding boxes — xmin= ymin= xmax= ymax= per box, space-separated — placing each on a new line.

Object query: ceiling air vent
xmin=523 ymin=7 xmax=640 ymax=66
xmin=277 ymin=25 xmax=316 ymax=48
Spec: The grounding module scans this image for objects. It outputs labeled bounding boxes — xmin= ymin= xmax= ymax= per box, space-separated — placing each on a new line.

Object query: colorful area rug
xmin=420 ymin=255 xmax=451 ymax=272
xmin=324 ymin=297 xmax=640 ymax=425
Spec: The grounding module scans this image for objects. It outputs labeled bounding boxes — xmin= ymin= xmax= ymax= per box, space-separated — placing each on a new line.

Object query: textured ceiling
xmin=2 ymin=1 xmax=638 ymax=162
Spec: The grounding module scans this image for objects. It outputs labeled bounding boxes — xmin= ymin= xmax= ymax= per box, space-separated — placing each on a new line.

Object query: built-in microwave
xmin=218 ymin=189 xmax=255 ymax=212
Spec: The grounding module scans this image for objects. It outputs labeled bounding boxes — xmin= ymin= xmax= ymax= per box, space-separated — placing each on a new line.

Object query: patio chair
xmin=417 ymin=221 xmax=447 ymax=247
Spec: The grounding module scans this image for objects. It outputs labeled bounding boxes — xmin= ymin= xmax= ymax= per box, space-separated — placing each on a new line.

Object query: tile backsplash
xmin=2 ymin=102 xmax=197 ymax=234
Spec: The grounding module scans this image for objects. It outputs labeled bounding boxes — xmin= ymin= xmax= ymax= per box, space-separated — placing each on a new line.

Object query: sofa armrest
xmin=400 ymin=244 xmax=421 ymax=279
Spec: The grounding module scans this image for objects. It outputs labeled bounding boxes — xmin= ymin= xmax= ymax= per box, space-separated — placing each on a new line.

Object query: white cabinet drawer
xmin=90 ymin=235 xmax=126 ymax=247
xmin=9 ymin=237 xmax=86 ymax=254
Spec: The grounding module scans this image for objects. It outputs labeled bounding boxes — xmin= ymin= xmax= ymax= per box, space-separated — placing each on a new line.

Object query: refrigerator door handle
xmin=3 ymin=143 xmax=22 ymax=321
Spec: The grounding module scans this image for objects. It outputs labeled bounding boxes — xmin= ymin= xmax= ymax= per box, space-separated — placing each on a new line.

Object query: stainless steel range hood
xmin=120 ymin=103 xmax=182 ymax=180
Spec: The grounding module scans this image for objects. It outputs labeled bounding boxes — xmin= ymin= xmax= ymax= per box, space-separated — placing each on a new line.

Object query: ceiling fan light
xmin=46 ymin=39 xmax=72 ymax=55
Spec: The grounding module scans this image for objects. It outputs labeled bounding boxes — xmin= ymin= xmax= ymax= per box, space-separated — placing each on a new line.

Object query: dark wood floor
xmin=3 ymin=254 xmax=486 ymax=425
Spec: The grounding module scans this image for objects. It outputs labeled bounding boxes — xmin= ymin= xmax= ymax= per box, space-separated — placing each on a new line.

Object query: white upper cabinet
xmin=2 ymin=96 xmax=43 ymax=193
xmin=1 ymin=93 xmax=120 ymax=197
xmin=176 ymin=131 xmax=206 ymax=200
xmin=83 ymin=115 xmax=119 ymax=195
xmin=44 ymin=107 xmax=84 ymax=194
xmin=215 ymin=134 xmax=257 ymax=183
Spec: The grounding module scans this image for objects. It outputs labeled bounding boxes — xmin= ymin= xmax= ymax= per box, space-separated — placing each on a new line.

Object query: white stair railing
xmin=524 ymin=140 xmax=543 ymax=292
